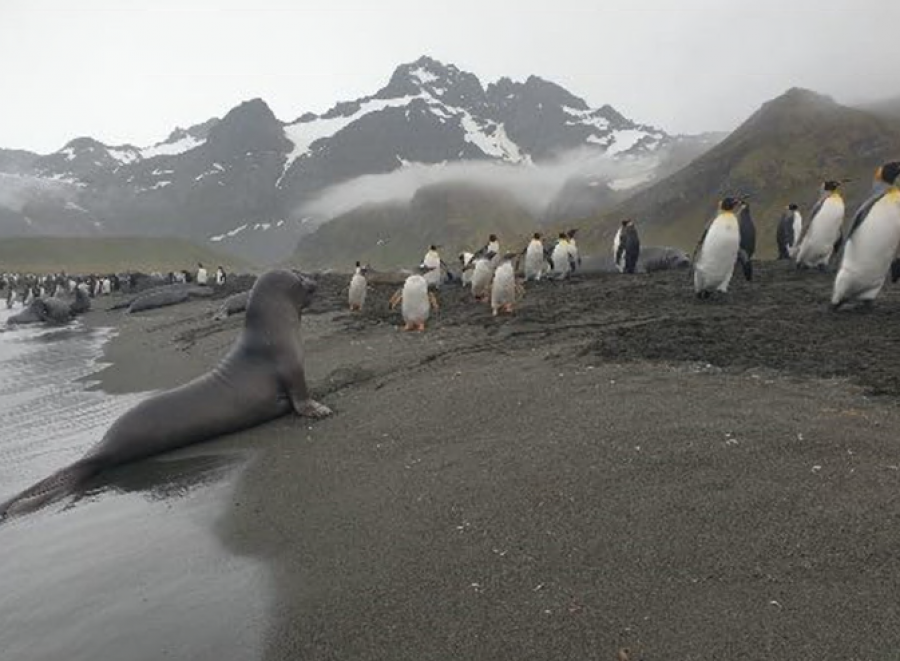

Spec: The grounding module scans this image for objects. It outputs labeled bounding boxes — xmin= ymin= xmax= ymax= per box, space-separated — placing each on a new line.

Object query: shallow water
xmin=0 ymin=307 xmax=267 ymax=661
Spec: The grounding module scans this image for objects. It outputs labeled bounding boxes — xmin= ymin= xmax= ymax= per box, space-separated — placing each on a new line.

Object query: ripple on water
xmin=0 ymin=310 xmax=149 ymax=494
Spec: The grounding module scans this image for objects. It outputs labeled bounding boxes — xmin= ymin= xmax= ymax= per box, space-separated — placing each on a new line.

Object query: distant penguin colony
xmin=331 ymin=159 xmax=900 ymax=332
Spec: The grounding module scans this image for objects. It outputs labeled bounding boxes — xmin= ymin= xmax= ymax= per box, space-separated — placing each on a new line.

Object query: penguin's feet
xmin=416 ymin=323 xmax=426 ymax=332
xmin=696 ymin=290 xmax=711 ymax=300
xmin=403 ymin=322 xmax=415 ymax=331
xmin=503 ymin=303 xmax=514 ymax=313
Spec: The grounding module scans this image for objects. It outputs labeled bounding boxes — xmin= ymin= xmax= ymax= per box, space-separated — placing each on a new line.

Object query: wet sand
xmin=42 ymin=263 xmax=900 ymax=658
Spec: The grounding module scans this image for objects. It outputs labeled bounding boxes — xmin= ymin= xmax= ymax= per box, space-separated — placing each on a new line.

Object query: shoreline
xmin=26 ymin=264 xmax=900 ymax=658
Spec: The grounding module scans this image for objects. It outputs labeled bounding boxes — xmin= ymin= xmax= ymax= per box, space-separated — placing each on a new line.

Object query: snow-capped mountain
xmin=0 ymin=56 xmax=697 ymax=264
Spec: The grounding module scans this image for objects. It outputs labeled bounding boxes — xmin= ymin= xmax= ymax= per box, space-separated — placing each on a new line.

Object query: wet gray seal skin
xmin=109 ymin=283 xmax=209 ymax=311
xmin=127 ymin=285 xmax=213 ymax=313
xmin=577 ymin=246 xmax=691 ymax=275
xmin=7 ymin=297 xmax=75 ymax=325
xmin=213 ymin=290 xmax=250 ymax=321
xmin=0 ymin=269 xmax=333 ymax=519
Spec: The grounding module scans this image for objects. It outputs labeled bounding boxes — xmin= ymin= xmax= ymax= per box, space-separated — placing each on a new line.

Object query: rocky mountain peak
xmin=382 ymin=55 xmax=487 ymax=108
xmin=205 ymin=98 xmax=288 ymax=157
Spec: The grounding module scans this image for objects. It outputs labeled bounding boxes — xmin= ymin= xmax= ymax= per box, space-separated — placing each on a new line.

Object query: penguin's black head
xmin=355 ymin=260 xmax=361 ymax=268
xmin=719 ymin=197 xmax=739 ymax=212
xmin=533 ymin=232 xmax=542 ymax=240
xmin=488 ymin=234 xmax=498 ymax=242
xmin=429 ymin=245 xmax=437 ymax=251
xmin=877 ymin=162 xmax=900 ymax=185
xmin=788 ymin=203 xmax=799 ymax=211
xmin=558 ymin=232 xmax=568 ymax=239
xmin=621 ymin=220 xmax=629 ymax=227
xmin=567 ymin=228 xmax=579 ymax=238
xmin=823 ymin=180 xmax=842 ymax=192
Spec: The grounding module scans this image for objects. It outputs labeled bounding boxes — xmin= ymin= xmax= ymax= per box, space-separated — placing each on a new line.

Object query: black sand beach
xmin=17 ymin=262 xmax=900 ymax=659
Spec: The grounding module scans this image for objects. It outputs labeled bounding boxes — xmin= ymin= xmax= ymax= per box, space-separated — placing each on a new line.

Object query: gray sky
xmin=1 ymin=0 xmax=897 ymax=154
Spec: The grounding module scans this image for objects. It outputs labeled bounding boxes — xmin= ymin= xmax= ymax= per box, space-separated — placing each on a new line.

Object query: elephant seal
xmin=127 ymin=285 xmax=213 ymax=313
xmin=1 ymin=269 xmax=332 ymax=519
xmin=6 ymin=288 xmax=92 ymax=326
xmin=641 ymin=246 xmax=691 ymax=272
xmin=213 ymin=290 xmax=250 ymax=321
xmin=7 ymin=297 xmax=73 ymax=325
xmin=576 ymin=247 xmax=691 ymax=275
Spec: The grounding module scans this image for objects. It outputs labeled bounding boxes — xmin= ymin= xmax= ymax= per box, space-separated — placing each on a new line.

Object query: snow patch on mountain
xmin=459 ymin=112 xmax=524 ymax=162
xmin=141 ymin=134 xmax=205 ymax=159
xmin=281 ymin=95 xmax=421 ymax=176
xmin=107 ymin=146 xmax=142 ymax=165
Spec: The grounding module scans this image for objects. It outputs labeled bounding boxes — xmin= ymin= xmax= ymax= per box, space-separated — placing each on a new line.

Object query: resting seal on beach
xmin=6 ymin=288 xmax=91 ymax=326
xmin=1 ymin=269 xmax=332 ymax=519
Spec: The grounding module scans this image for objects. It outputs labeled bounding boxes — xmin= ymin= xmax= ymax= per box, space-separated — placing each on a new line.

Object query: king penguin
xmin=613 ymin=221 xmax=627 ymax=272
xmin=566 ymin=229 xmax=582 ymax=272
xmin=616 ymin=220 xmax=641 ymax=274
xmin=795 ymin=180 xmax=846 ymax=270
xmin=389 ymin=264 xmax=439 ymax=331
xmin=550 ymin=232 xmax=575 ymax=279
xmin=692 ymin=197 xmax=745 ymax=298
xmin=524 ymin=232 xmax=547 ymax=281
xmin=422 ymin=245 xmax=442 ymax=289
xmin=348 ymin=261 xmax=368 ymax=312
xmin=831 ymin=162 xmax=900 ymax=310
xmin=491 ymin=252 xmax=523 ymax=316
xmin=735 ymin=199 xmax=756 ymax=281
xmin=459 ymin=252 xmax=475 ymax=286
xmin=470 ymin=250 xmax=496 ymax=301
xmin=776 ymin=203 xmax=802 ymax=259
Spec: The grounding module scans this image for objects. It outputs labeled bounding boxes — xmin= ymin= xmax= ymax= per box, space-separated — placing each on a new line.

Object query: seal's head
xmin=248 ymin=269 xmax=317 ymax=315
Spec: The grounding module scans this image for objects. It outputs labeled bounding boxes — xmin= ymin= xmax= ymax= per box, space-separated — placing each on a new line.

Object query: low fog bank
xmin=0 ymin=173 xmax=78 ymax=213
xmin=297 ymin=147 xmax=666 ymax=223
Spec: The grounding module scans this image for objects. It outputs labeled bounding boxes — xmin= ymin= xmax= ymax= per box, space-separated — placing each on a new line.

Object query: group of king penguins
xmin=693 ymin=160 xmax=900 ymax=310
xmin=346 ymin=160 xmax=900 ymax=332
xmin=346 ymin=230 xmax=593 ymax=331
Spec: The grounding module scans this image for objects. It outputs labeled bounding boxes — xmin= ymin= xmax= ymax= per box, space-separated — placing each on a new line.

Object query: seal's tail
xmin=0 ymin=461 xmax=97 ymax=521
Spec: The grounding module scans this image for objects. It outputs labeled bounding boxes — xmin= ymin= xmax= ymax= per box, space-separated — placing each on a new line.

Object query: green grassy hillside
xmin=573 ymin=88 xmax=900 ymax=258
xmin=0 ymin=236 xmax=249 ymax=274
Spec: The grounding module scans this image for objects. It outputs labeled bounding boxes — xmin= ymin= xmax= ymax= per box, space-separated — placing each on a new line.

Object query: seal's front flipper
xmin=294 ymin=398 xmax=333 ymax=419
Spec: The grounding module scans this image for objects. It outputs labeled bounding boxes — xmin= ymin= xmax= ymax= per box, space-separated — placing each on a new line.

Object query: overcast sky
xmin=1 ymin=0 xmax=897 ymax=154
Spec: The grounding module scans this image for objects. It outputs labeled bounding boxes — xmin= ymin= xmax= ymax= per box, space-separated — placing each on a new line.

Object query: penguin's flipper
xmin=388 ymin=289 xmax=403 ymax=309
xmin=615 ymin=241 xmax=626 ymax=265
xmin=846 ymin=190 xmax=887 ymax=242
xmin=738 ymin=250 xmax=753 ymax=281
xmin=568 ymin=255 xmax=577 ymax=272
xmin=832 ymin=230 xmax=844 ymax=256
xmin=889 ymin=258 xmax=900 ymax=283
xmin=689 ymin=220 xmax=713 ymax=277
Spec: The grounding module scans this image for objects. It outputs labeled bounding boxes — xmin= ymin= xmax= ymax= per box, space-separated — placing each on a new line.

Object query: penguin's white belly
xmin=798 ymin=201 xmax=843 ymax=266
xmin=402 ymin=277 xmax=430 ymax=323
xmin=491 ymin=263 xmax=516 ymax=308
xmin=349 ymin=274 xmax=367 ymax=307
xmin=790 ymin=214 xmax=803 ymax=252
xmin=551 ymin=245 xmax=569 ymax=274
xmin=613 ymin=231 xmax=623 ymax=272
xmin=833 ymin=197 xmax=900 ymax=302
xmin=524 ymin=245 xmax=544 ymax=279
xmin=423 ymin=255 xmax=441 ymax=287
xmin=695 ymin=219 xmax=739 ymax=291
xmin=472 ymin=262 xmax=493 ymax=296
